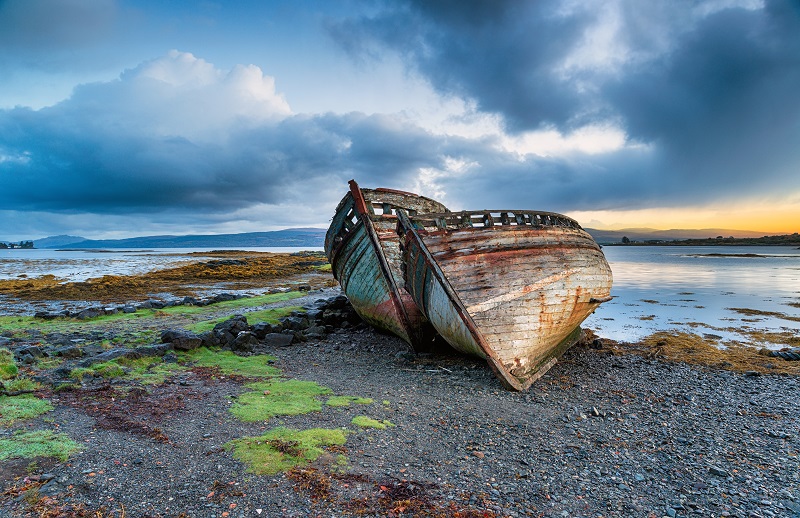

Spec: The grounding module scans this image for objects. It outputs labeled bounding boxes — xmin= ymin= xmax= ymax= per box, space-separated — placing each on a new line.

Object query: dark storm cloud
xmin=329 ymin=0 xmax=800 ymax=209
xmin=0 ymin=108 xmax=446 ymax=214
xmin=0 ymin=49 xmax=453 ymax=217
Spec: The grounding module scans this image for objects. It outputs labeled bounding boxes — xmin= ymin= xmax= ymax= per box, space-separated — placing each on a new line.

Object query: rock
xmin=74 ymin=308 xmax=103 ymax=320
xmin=121 ymin=305 xmax=137 ymax=314
xmin=16 ymin=345 xmax=44 ymax=358
xmin=34 ymin=311 xmax=62 ymax=320
xmin=133 ymin=344 xmax=173 ymax=357
xmin=231 ymin=331 xmax=259 ymax=352
xmin=326 ymin=295 xmax=350 ymax=310
xmin=709 ymin=466 xmax=730 ymax=477
xmin=305 ymin=309 xmax=323 ymax=323
xmin=262 ymin=333 xmax=294 ymax=348
xmin=182 ymin=296 xmax=201 ymax=306
xmin=395 ymin=351 xmax=415 ymax=361
xmin=17 ymin=353 xmax=36 ymax=365
xmin=53 ymin=345 xmax=83 ymax=359
xmin=75 ymin=343 xmax=173 ymax=368
xmin=213 ymin=315 xmax=250 ymax=347
xmin=77 ymin=348 xmax=132 ymax=367
xmin=252 ymin=322 xmax=276 ymax=339
xmin=303 ymin=326 xmax=327 ymax=339
xmin=161 ymin=329 xmax=203 ymax=351
xmin=211 ymin=293 xmax=238 ymax=303
xmin=281 ymin=316 xmax=310 ymax=331
xmin=199 ymin=331 xmax=219 ymax=348
xmin=213 ymin=315 xmax=250 ymax=335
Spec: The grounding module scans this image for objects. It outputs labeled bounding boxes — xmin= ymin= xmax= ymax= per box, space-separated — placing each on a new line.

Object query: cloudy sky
xmin=1 ymin=0 xmax=798 ymax=241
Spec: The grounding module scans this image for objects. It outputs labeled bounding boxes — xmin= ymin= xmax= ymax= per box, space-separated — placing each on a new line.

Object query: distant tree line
xmin=0 ymin=241 xmax=34 ymax=249
xmin=617 ymin=233 xmax=800 ymax=246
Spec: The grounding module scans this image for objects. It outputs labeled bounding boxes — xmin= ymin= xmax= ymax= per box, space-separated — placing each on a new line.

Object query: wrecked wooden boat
xmin=397 ymin=209 xmax=613 ymax=391
xmin=324 ymin=180 xmax=448 ymax=350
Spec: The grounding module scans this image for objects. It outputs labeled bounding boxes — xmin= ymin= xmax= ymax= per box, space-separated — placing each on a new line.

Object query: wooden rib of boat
xmin=397 ymin=209 xmax=613 ymax=391
xmin=324 ymin=180 xmax=448 ymax=350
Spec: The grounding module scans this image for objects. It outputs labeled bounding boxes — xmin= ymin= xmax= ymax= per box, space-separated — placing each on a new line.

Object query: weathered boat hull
xmin=324 ymin=181 xmax=447 ymax=350
xmin=398 ymin=210 xmax=613 ymax=390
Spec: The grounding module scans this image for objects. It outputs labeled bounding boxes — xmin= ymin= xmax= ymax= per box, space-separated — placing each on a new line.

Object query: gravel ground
xmin=1 ymin=291 xmax=799 ymax=518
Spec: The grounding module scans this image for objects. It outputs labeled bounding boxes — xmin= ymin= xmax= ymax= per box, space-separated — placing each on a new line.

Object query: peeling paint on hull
xmin=398 ymin=210 xmax=613 ymax=391
xmin=324 ymin=181 xmax=447 ymax=350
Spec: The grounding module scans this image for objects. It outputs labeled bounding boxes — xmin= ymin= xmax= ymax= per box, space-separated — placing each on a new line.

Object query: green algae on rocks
xmin=224 ymin=427 xmax=348 ymax=475
xmin=230 ymin=379 xmax=332 ymax=422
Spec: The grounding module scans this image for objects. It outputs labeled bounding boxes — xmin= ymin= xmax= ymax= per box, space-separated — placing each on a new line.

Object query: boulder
xmin=34 ymin=311 xmax=61 ymax=320
xmin=232 ymin=332 xmax=259 ymax=352
xmin=16 ymin=345 xmax=44 ymax=358
xmin=252 ymin=322 xmax=277 ymax=339
xmin=199 ymin=331 xmax=219 ymax=348
xmin=262 ymin=333 xmax=294 ymax=348
xmin=281 ymin=316 xmax=309 ymax=331
xmin=53 ymin=345 xmax=83 ymax=359
xmin=161 ymin=329 xmax=203 ymax=351
xmin=75 ymin=308 xmax=103 ymax=320
xmin=303 ymin=326 xmax=327 ymax=340
xmin=211 ymin=293 xmax=238 ymax=303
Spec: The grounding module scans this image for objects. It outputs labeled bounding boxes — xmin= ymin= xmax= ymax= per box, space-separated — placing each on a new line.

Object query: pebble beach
xmin=0 ymin=253 xmax=798 ymax=517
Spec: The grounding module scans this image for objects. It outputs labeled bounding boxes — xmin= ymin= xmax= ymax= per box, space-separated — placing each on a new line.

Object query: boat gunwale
xmin=409 ymin=209 xmax=583 ymax=232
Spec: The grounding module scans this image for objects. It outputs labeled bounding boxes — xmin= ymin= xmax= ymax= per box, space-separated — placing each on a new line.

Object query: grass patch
xmin=351 ymin=416 xmax=395 ymax=430
xmin=315 ymin=264 xmax=332 ymax=272
xmin=0 ymin=430 xmax=78 ymax=461
xmin=325 ymin=396 xmax=373 ymax=407
xmin=225 ymin=427 xmax=347 ymax=475
xmin=0 ymin=349 xmax=18 ymax=380
xmin=3 ymin=378 xmax=40 ymax=392
xmin=69 ymin=362 xmax=124 ymax=381
xmin=69 ymin=356 xmax=185 ymax=385
xmin=230 ymin=379 xmax=332 ymax=422
xmin=0 ymin=395 xmax=54 ymax=425
xmin=182 ymin=348 xmax=280 ymax=378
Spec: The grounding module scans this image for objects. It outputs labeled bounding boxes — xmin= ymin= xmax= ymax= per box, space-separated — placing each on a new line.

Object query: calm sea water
xmin=584 ymin=245 xmax=800 ymax=347
xmin=0 ymin=247 xmax=324 ymax=282
xmin=2 ymin=245 xmax=799 ymax=348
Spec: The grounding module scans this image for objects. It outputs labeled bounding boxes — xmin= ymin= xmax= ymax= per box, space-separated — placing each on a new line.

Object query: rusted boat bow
xmin=397 ymin=209 xmax=613 ymax=391
xmin=324 ymin=180 xmax=447 ymax=350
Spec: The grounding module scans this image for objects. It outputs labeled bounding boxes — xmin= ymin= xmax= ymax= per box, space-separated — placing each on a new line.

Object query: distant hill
xmin=585 ymin=227 xmax=773 ymax=244
xmin=33 ymin=235 xmax=88 ymax=248
xmin=36 ymin=229 xmax=326 ymax=249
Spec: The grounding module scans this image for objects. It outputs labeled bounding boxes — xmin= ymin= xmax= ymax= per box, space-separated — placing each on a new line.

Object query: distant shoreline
xmin=606 ymin=233 xmax=800 ymax=247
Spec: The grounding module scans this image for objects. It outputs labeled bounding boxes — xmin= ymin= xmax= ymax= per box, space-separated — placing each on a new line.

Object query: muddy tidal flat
xmin=1 ymin=252 xmax=799 ymax=518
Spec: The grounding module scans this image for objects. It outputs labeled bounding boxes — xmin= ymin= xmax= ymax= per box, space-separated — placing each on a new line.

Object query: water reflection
xmin=584 ymin=246 xmax=800 ymax=348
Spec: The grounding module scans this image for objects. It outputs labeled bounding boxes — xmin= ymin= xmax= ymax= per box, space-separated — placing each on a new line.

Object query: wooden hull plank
xmin=397 ymin=209 xmax=612 ymax=391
